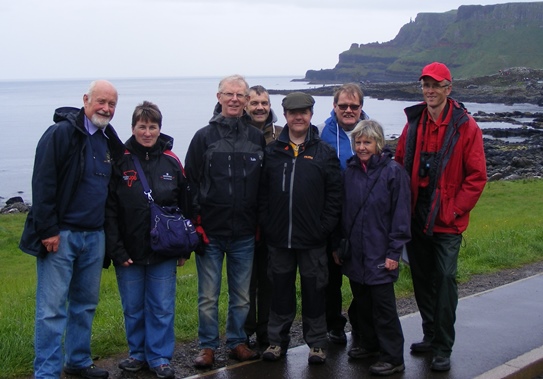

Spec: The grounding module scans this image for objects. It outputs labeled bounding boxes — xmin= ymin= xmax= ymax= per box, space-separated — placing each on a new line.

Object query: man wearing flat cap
xmin=395 ymin=62 xmax=487 ymax=372
xmin=258 ymin=92 xmax=342 ymax=365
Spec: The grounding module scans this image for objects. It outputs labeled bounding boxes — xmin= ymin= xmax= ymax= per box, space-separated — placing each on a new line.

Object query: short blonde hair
xmin=350 ymin=120 xmax=385 ymax=154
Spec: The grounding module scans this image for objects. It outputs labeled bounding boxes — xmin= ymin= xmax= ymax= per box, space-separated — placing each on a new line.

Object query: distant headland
xmin=302 ymin=2 xmax=543 ymax=83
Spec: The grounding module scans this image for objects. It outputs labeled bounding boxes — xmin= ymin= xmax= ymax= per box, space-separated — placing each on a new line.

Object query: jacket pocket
xmin=438 ymin=184 xmax=457 ymax=227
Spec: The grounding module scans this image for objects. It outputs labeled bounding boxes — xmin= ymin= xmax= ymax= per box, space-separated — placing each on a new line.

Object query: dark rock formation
xmin=1 ymin=197 xmax=30 ymax=214
xmin=385 ymin=127 xmax=543 ymax=182
xmin=482 ymin=128 xmax=543 ymax=181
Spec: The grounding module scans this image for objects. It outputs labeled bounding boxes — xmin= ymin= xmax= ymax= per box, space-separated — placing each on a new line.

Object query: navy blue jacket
xmin=19 ymin=107 xmax=124 ymax=257
xmin=342 ymin=148 xmax=411 ymax=285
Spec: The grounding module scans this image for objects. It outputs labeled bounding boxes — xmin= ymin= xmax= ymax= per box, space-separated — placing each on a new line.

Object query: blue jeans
xmin=196 ymin=235 xmax=254 ymax=350
xmin=34 ymin=230 xmax=105 ymax=379
xmin=115 ymin=259 xmax=177 ymax=368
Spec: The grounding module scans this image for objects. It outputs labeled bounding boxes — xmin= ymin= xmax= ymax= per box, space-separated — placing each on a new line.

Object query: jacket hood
xmin=53 ymin=107 xmax=86 ymax=134
xmin=53 ymin=106 xmax=80 ymax=124
xmin=347 ymin=146 xmax=393 ymax=171
xmin=267 ymin=108 xmax=279 ymax=126
xmin=210 ymin=102 xmax=252 ymax=125
xmin=125 ymin=133 xmax=174 ymax=156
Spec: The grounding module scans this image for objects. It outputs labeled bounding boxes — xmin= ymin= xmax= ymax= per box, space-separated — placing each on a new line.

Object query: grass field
xmin=1 ymin=179 xmax=542 ymax=377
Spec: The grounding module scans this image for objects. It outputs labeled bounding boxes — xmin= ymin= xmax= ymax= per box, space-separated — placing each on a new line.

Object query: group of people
xmin=20 ymin=61 xmax=487 ymax=379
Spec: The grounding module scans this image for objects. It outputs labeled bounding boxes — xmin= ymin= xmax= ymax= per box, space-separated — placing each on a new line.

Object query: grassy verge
xmin=2 ymin=179 xmax=543 ymax=377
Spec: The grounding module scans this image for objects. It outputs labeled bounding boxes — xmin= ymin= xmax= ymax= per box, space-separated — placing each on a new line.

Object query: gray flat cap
xmin=282 ymin=92 xmax=315 ymax=111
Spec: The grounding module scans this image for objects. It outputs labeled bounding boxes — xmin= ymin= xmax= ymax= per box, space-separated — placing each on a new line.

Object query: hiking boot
xmin=431 ymin=356 xmax=451 ymax=371
xmin=347 ymin=347 xmax=379 ymax=359
xmin=308 ymin=347 xmax=326 ymax=364
xmin=64 ymin=364 xmax=109 ymax=379
xmin=118 ymin=357 xmax=147 ymax=372
xmin=150 ymin=364 xmax=175 ymax=379
xmin=369 ymin=361 xmax=405 ymax=376
xmin=262 ymin=345 xmax=284 ymax=361
xmin=193 ymin=348 xmax=214 ymax=368
xmin=328 ymin=329 xmax=347 ymax=345
xmin=228 ymin=343 xmax=260 ymax=361
xmin=410 ymin=337 xmax=432 ymax=353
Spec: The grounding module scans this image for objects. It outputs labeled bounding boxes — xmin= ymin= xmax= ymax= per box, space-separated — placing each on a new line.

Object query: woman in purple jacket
xmin=339 ymin=120 xmax=411 ymax=376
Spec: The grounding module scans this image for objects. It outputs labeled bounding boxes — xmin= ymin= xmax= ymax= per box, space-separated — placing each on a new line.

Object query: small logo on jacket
xmin=161 ymin=173 xmax=174 ymax=181
xmin=123 ymin=170 xmax=137 ymax=187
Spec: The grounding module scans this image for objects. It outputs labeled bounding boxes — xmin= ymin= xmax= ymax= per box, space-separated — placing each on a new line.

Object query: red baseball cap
xmin=419 ymin=62 xmax=452 ymax=82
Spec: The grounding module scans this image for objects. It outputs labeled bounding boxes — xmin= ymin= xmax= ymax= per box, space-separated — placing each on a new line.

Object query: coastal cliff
xmin=305 ymin=2 xmax=543 ymax=83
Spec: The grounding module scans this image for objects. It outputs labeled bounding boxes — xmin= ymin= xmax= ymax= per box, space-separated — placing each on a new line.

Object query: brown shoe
xmin=228 ymin=343 xmax=260 ymax=362
xmin=193 ymin=348 xmax=214 ymax=368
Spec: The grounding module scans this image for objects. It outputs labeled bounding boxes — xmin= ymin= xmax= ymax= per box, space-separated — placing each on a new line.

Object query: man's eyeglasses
xmin=421 ymin=83 xmax=451 ymax=90
xmin=220 ymin=92 xmax=248 ymax=100
xmin=336 ymin=103 xmax=361 ymax=111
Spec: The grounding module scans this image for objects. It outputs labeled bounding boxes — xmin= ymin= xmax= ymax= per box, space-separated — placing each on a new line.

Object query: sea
xmin=1 ymin=76 xmax=542 ymax=203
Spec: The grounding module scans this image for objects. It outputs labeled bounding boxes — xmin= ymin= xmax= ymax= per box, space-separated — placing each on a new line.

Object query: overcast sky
xmin=0 ymin=0 xmax=533 ymax=81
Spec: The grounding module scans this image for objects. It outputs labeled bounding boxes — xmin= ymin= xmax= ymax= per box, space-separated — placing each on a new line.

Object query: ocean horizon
xmin=1 ymin=76 xmax=541 ymax=203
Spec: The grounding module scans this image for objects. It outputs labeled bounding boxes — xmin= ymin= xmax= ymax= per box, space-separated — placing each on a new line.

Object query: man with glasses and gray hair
xmin=185 ymin=75 xmax=265 ymax=369
xmin=318 ymin=83 xmax=369 ymax=353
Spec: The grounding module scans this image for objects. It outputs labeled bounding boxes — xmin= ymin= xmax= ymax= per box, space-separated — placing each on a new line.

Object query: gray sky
xmin=0 ymin=0 xmax=532 ymax=80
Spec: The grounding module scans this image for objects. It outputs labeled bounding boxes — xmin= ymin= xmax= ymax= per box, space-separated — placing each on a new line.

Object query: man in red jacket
xmin=395 ymin=62 xmax=487 ymax=372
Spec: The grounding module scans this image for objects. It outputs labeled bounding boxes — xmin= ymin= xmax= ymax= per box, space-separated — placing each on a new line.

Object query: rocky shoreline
xmin=285 ymin=67 xmax=543 ymax=106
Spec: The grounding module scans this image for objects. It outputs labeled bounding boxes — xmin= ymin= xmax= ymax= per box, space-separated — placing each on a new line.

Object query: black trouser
xmin=350 ymin=280 xmax=404 ymax=365
xmin=407 ymin=223 xmax=462 ymax=358
xmin=325 ymin=247 xmax=348 ymax=332
xmin=244 ymin=240 xmax=272 ymax=344
xmin=267 ymin=246 xmax=329 ymax=349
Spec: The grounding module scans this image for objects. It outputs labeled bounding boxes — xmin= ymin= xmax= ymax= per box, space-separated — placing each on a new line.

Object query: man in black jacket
xmin=185 ymin=75 xmax=265 ymax=368
xmin=19 ymin=80 xmax=124 ymax=379
xmin=259 ymin=92 xmax=342 ymax=365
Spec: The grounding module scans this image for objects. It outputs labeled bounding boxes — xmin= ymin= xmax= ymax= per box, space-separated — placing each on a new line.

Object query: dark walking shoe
xmin=118 ymin=357 xmax=147 ymax=372
xmin=308 ymin=347 xmax=326 ymax=364
xmin=228 ymin=343 xmax=260 ymax=361
xmin=410 ymin=338 xmax=432 ymax=353
xmin=347 ymin=347 xmax=379 ymax=359
xmin=369 ymin=361 xmax=405 ymax=376
xmin=431 ymin=356 xmax=451 ymax=371
xmin=150 ymin=364 xmax=175 ymax=379
xmin=328 ymin=329 xmax=347 ymax=345
xmin=193 ymin=348 xmax=215 ymax=368
xmin=262 ymin=345 xmax=285 ymax=361
xmin=64 ymin=364 xmax=109 ymax=379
